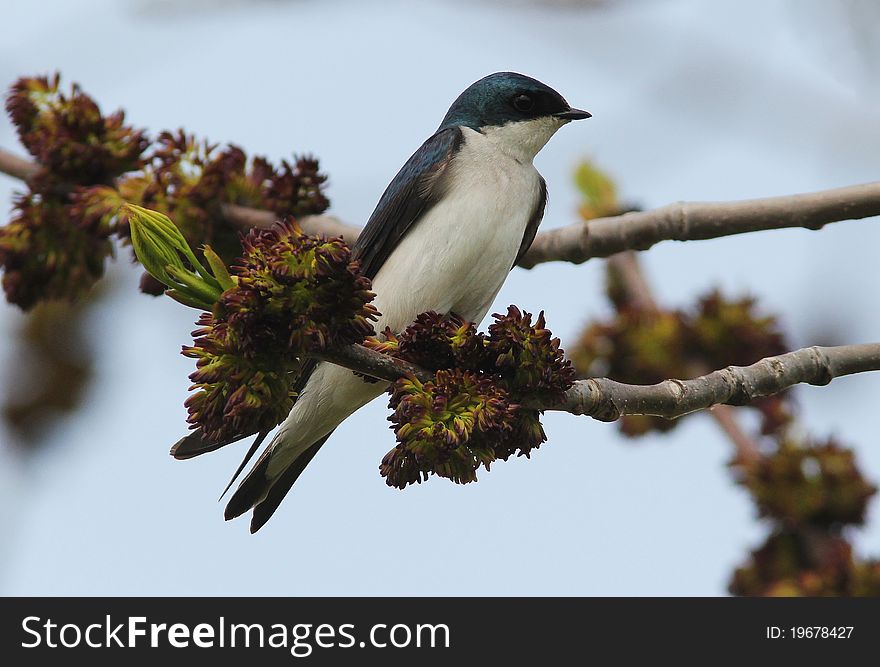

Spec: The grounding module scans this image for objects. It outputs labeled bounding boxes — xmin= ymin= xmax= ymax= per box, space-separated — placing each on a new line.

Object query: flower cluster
xmin=6 ymin=74 xmax=148 ymax=184
xmin=0 ymin=194 xmax=115 ymax=310
xmin=728 ymin=437 xmax=880 ymax=596
xmin=1 ymin=73 xmax=332 ymax=309
xmin=382 ymin=370 xmax=518 ymax=487
xmin=366 ymin=312 xmax=485 ymax=372
xmin=1 ymin=74 xmax=148 ymax=308
xmin=735 ymin=438 xmax=877 ymax=527
xmin=571 ymin=161 xmax=790 ymax=437
xmin=79 ymin=131 xmax=331 ymax=295
xmin=375 ymin=307 xmax=574 ymax=488
xmin=3 ymin=298 xmax=96 ymax=450
xmin=115 ymin=131 xmax=329 ymax=262
xmin=729 ymin=532 xmax=880 ymax=597
xmin=180 ymin=221 xmax=377 ymax=442
xmin=572 ymin=269 xmax=789 ymax=436
xmin=224 ymin=222 xmax=377 ymax=353
xmin=487 ymin=307 xmax=576 ymax=402
xmin=183 ymin=314 xmax=299 ymax=443
xmin=689 ymin=290 xmax=788 ymax=371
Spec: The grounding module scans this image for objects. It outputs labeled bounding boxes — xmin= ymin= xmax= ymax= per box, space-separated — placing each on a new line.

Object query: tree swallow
xmin=179 ymin=72 xmax=590 ymax=532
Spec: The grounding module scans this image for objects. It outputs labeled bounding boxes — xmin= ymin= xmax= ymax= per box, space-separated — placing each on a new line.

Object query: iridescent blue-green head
xmin=439 ymin=72 xmax=590 ymax=131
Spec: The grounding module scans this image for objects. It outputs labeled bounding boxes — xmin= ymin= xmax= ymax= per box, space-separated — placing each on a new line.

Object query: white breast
xmin=370 ymin=126 xmax=543 ymax=332
xmin=267 ymin=122 xmax=556 ymax=471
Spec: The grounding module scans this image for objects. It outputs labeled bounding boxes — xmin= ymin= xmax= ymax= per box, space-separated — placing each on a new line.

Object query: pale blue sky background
xmin=1 ymin=0 xmax=878 ymax=595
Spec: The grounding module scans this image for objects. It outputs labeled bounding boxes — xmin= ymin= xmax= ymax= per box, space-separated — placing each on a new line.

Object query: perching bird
xmin=173 ymin=72 xmax=590 ymax=532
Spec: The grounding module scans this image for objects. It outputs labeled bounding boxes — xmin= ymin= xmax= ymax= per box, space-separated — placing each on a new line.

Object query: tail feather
xmin=170 ymin=427 xmax=255 ymax=460
xmin=249 ymin=435 xmax=330 ymax=533
xmin=224 ymin=431 xmax=334 ymax=532
xmin=218 ymin=430 xmax=270 ymax=500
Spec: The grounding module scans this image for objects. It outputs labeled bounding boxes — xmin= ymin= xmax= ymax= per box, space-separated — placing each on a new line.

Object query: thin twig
xmin=708 ymin=405 xmax=762 ymax=466
xmin=606 ymin=252 xmax=660 ymax=313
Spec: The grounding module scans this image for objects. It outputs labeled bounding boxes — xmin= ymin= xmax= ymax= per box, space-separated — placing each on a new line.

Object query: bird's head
xmin=439 ymin=72 xmax=590 ymax=161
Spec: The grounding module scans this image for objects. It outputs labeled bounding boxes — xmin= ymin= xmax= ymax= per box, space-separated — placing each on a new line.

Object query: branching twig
xmin=3 ymin=148 xmax=878 ymax=267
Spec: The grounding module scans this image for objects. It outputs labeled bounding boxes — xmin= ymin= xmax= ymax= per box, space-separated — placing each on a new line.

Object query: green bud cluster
xmin=574 ymin=160 xmax=619 ymax=221
xmin=375 ymin=307 xmax=574 ymax=488
xmin=125 ymin=204 xmax=229 ymax=310
xmin=109 ymin=131 xmax=330 ymax=277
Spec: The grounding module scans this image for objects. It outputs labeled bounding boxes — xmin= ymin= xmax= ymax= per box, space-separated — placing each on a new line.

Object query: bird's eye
xmin=512 ymin=94 xmax=534 ymax=112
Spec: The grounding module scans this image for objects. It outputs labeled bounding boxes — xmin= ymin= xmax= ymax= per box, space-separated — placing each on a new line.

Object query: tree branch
xmin=3 ymin=148 xmax=878 ymax=267
xmin=552 ymin=343 xmax=880 ymax=419
xmin=517 ymin=181 xmax=880 ymax=268
xmin=316 ymin=341 xmax=880 ymax=420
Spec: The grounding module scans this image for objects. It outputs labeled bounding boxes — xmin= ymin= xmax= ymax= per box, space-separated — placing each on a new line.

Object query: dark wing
xmin=171 ymin=127 xmax=464 ymax=516
xmin=513 ymin=176 xmax=547 ymax=269
xmin=172 ymin=131 xmax=464 ymax=462
xmin=353 ymin=126 xmax=464 ymax=279
xmin=210 ymin=129 xmax=467 ymax=523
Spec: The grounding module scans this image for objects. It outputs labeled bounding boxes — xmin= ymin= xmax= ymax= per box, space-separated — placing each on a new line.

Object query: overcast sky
xmin=1 ymin=0 xmax=879 ymax=595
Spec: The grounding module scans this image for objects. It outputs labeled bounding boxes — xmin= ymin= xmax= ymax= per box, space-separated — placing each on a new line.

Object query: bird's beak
xmin=554 ymin=108 xmax=592 ymax=120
